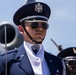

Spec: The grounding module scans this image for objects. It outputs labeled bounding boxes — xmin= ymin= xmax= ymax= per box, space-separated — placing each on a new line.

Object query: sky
xmin=0 ymin=0 xmax=76 ymax=55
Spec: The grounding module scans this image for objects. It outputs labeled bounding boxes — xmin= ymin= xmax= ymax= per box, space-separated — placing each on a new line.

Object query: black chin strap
xmin=22 ymin=24 xmax=43 ymax=44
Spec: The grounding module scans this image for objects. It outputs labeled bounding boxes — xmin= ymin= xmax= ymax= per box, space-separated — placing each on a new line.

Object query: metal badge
xmin=35 ymin=3 xmax=43 ymax=13
xmin=56 ymin=69 xmax=59 ymax=75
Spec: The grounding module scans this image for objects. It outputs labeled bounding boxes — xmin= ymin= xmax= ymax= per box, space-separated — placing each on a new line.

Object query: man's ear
xmin=18 ymin=25 xmax=24 ymax=34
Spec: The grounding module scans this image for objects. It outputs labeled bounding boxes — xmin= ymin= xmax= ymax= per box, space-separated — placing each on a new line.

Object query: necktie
xmin=31 ymin=45 xmax=40 ymax=54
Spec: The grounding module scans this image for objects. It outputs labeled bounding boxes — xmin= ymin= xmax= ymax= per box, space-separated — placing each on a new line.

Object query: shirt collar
xmin=23 ymin=41 xmax=45 ymax=74
xmin=23 ymin=41 xmax=44 ymax=61
xmin=23 ymin=41 xmax=42 ymax=51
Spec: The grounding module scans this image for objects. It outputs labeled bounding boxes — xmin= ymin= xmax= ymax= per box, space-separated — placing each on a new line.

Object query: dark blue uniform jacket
xmin=0 ymin=45 xmax=66 ymax=75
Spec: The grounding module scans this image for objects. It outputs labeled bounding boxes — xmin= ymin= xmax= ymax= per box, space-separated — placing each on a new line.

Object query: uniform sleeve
xmin=0 ymin=56 xmax=5 ymax=75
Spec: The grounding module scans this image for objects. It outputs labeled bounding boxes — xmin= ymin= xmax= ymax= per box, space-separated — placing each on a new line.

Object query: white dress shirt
xmin=24 ymin=41 xmax=50 ymax=75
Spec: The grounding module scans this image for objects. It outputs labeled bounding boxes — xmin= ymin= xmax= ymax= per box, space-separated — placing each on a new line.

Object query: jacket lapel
xmin=19 ymin=53 xmax=34 ymax=75
xmin=45 ymin=52 xmax=58 ymax=75
xmin=15 ymin=45 xmax=34 ymax=75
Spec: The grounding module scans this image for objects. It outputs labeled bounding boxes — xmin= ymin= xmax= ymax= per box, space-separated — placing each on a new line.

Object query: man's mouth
xmin=35 ymin=33 xmax=43 ymax=36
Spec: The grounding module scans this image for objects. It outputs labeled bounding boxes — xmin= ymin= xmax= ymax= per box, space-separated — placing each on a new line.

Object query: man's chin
xmin=35 ymin=39 xmax=43 ymax=43
xmin=34 ymin=37 xmax=44 ymax=43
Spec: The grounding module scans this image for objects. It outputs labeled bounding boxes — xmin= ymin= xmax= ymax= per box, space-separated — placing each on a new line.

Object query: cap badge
xmin=35 ymin=3 xmax=43 ymax=13
xmin=73 ymin=48 xmax=76 ymax=53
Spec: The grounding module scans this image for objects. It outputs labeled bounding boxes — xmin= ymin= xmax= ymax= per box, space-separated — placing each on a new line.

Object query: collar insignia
xmin=35 ymin=3 xmax=43 ymax=13
xmin=56 ymin=69 xmax=59 ymax=74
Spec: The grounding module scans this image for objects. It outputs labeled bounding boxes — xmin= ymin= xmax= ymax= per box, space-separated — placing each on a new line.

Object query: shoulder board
xmin=1 ymin=48 xmax=18 ymax=56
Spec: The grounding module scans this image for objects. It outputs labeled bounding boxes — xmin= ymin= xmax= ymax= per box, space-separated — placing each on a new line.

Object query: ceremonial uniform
xmin=0 ymin=44 xmax=66 ymax=75
xmin=0 ymin=1 xmax=67 ymax=75
xmin=57 ymin=47 xmax=76 ymax=75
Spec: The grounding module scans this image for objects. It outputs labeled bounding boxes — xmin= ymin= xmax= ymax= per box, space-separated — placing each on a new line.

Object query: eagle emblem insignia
xmin=35 ymin=3 xmax=43 ymax=13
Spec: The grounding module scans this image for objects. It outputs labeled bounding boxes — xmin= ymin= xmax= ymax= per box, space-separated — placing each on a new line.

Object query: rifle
xmin=51 ymin=38 xmax=63 ymax=51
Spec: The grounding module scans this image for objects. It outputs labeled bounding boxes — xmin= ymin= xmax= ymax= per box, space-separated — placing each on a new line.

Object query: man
xmin=0 ymin=2 xmax=67 ymax=75
xmin=57 ymin=47 xmax=76 ymax=75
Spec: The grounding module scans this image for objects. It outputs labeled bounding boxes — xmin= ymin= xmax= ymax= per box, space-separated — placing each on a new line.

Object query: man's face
xmin=67 ymin=61 xmax=76 ymax=75
xmin=18 ymin=21 xmax=48 ymax=44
